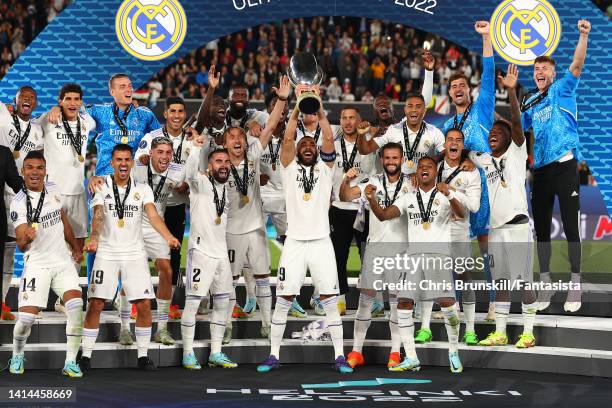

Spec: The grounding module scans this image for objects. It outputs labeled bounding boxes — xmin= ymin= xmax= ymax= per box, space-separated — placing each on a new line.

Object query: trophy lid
xmin=288 ymin=52 xmax=323 ymax=86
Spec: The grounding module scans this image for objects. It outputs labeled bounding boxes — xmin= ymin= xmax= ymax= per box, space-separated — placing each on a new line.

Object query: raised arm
xmin=499 ymin=64 xmax=525 ymax=147
xmin=475 ymin=21 xmax=493 ymax=57
xmin=144 ymin=203 xmax=180 ymax=249
xmin=339 ymin=168 xmax=362 ymax=202
xmin=318 ymin=108 xmax=336 ymax=169
xmin=356 ymin=121 xmax=380 ymax=155
xmin=280 ymin=107 xmax=298 ymax=168
xmin=195 ymin=65 xmax=220 ymax=133
xmin=259 ymin=75 xmax=290 ymax=147
xmin=438 ymin=184 xmax=466 ymax=219
xmin=569 ymin=20 xmax=591 ymax=78
xmin=365 ymin=184 xmax=401 ymax=221
xmin=422 ymin=49 xmax=434 ymax=106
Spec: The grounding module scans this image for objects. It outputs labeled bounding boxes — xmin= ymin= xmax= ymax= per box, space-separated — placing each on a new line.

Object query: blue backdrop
xmin=0 ymin=0 xmax=610 ymax=213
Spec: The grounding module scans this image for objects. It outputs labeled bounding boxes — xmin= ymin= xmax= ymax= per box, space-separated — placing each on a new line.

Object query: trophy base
xmin=297 ymin=93 xmax=321 ymax=115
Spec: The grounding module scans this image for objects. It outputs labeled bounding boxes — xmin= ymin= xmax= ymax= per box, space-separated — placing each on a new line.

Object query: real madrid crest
xmin=456 ymin=178 xmax=463 ymax=186
xmin=193 ymin=283 xmax=198 ymax=291
xmin=23 ymin=293 xmax=28 ymax=300
xmin=424 ymin=140 xmax=431 ymax=148
xmin=55 ymin=195 xmax=61 ymax=203
xmin=134 ymin=192 xmax=141 ymax=201
xmin=434 ymin=199 xmax=440 ymax=206
xmin=185 ymin=148 xmax=190 ymax=156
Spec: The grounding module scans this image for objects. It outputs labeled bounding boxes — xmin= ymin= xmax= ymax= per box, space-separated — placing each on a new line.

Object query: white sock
xmin=397 ymin=309 xmax=417 ymax=359
xmin=12 ymin=312 xmax=36 ymax=356
xmin=120 ymin=294 xmax=131 ymax=331
xmin=2 ymin=241 xmax=15 ymax=303
xmin=495 ymin=301 xmax=511 ymax=334
xmin=522 ymin=302 xmax=537 ymax=334
xmin=441 ymin=304 xmax=460 ymax=353
xmin=226 ymin=281 xmax=237 ymax=327
xmin=388 ymin=297 xmax=401 ymax=354
xmin=375 ymin=291 xmax=384 ymax=304
xmin=156 ymin=299 xmax=170 ymax=331
xmin=243 ymin=267 xmax=256 ymax=299
xmin=353 ymin=292 xmax=373 ymax=353
xmin=135 ymin=326 xmax=152 ymax=359
xmin=255 ymin=277 xmax=272 ymax=328
xmin=420 ymin=300 xmax=434 ymax=331
xmin=321 ymin=296 xmax=344 ymax=358
xmin=463 ymin=302 xmax=476 ymax=333
xmin=81 ymin=327 xmax=99 ymax=358
xmin=64 ymin=298 xmax=83 ymax=362
xmin=181 ymin=296 xmax=200 ymax=356
xmin=270 ymin=297 xmax=291 ymax=359
xmin=210 ymin=293 xmax=229 ymax=355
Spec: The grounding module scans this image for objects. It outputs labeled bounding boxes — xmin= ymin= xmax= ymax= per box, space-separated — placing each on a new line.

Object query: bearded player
xmin=339 ymin=142 xmax=412 ymax=370
xmin=180 ymin=142 xmax=237 ymax=370
xmin=222 ymin=77 xmax=291 ymax=344
xmin=79 ymin=145 xmax=179 ymax=371
xmin=257 ymin=90 xmax=353 ymax=374
xmin=8 ymin=151 xmax=84 ymax=377
xmin=367 ymin=156 xmax=466 ymax=373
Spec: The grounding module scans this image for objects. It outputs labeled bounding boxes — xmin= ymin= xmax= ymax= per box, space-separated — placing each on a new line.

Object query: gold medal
xmin=215 ymin=216 xmax=221 ymax=225
xmin=31 ymin=222 xmax=38 ymax=230
xmin=303 ymin=193 xmax=311 ymax=201
xmin=501 ymin=180 xmax=508 ymax=188
xmin=407 ymin=160 xmax=414 ymax=168
xmin=242 ymin=195 xmax=250 ymax=204
xmin=423 ymin=221 xmax=431 ymax=230
xmin=120 ymin=136 xmax=128 ymax=144
xmin=118 ymin=219 xmax=125 ymax=228
xmin=13 ymin=150 xmax=19 ymax=159
xmin=78 ymin=154 xmax=85 ymax=163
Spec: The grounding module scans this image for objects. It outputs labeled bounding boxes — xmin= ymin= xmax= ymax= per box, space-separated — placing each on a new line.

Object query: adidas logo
xmin=408 ymin=204 xmax=415 ymax=209
xmin=571 ymin=191 xmax=579 ymax=197
xmin=144 ymin=289 xmax=149 ymax=294
xmin=105 ymin=194 xmax=112 ymax=199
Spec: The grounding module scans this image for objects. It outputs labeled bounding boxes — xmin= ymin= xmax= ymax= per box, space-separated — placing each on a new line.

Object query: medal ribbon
xmin=382 ymin=174 xmax=404 ymax=207
xmin=453 ymin=102 xmax=473 ymax=131
xmin=12 ymin=114 xmax=32 ymax=153
xmin=230 ymin=160 xmax=249 ymax=197
xmin=113 ymin=104 xmax=132 ymax=140
xmin=25 ymin=187 xmax=45 ymax=225
xmin=341 ymin=137 xmax=358 ymax=173
xmin=491 ymin=157 xmax=506 ymax=185
xmin=416 ymin=188 xmax=438 ymax=225
xmin=112 ymin=177 xmax=132 ymax=223
xmin=62 ymin=115 xmax=82 ymax=157
xmin=403 ymin=122 xmax=425 ymax=162
xmin=147 ymin=164 xmax=168 ymax=203
xmin=208 ymin=173 xmax=226 ymax=219
xmin=162 ymin=126 xmax=185 ymax=164
xmin=437 ymin=161 xmax=462 ymax=184
xmin=299 ymin=164 xmax=315 ymax=195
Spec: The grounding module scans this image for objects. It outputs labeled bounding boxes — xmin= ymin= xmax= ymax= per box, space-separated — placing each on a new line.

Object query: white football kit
xmin=184 ymin=146 xmax=233 ymax=296
xmin=260 ymin=136 xmax=286 ymax=236
xmin=11 ymin=182 xmax=80 ymax=308
xmin=88 ymin=176 xmax=156 ymax=302
xmin=470 ymin=141 xmax=533 ymax=281
xmin=277 ymin=159 xmax=339 ymax=296
xmin=41 ymin=112 xmax=96 ymax=238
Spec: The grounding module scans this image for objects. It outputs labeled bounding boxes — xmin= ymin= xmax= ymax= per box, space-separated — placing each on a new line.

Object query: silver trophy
xmin=287 ymin=52 xmax=324 ymax=114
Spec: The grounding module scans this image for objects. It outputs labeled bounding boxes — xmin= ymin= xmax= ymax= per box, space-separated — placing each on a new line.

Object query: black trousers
xmin=164 ymin=204 xmax=187 ymax=286
xmin=531 ymin=158 xmax=581 ymax=275
xmin=329 ymin=206 xmax=367 ymax=295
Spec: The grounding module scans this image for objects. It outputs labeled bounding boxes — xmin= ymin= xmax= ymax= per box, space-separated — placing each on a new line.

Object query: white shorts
xmin=143 ymin=225 xmax=170 ymax=260
xmin=185 ymin=248 xmax=233 ymax=297
xmin=277 ymin=236 xmax=339 ymax=296
xmin=227 ymin=228 xmax=270 ymax=277
xmin=62 ymin=193 xmax=88 ymax=239
xmin=88 ymin=256 xmax=155 ymax=302
xmin=18 ymin=261 xmax=81 ymax=309
xmin=261 ymin=195 xmax=285 ymax=215
xmin=4 ymin=189 xmax=15 ymax=238
xmin=489 ymin=223 xmax=534 ymax=282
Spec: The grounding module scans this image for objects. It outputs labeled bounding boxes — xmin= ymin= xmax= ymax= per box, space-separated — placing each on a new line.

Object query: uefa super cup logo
xmin=490 ymin=0 xmax=561 ymax=66
xmin=115 ymin=0 xmax=187 ymax=61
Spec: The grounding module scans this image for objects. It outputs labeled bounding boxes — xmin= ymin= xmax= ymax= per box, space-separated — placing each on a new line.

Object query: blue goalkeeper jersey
xmin=521 ymin=69 xmax=581 ymax=169
xmin=442 ymin=56 xmax=495 ymax=153
xmin=87 ymin=103 xmax=160 ymax=176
